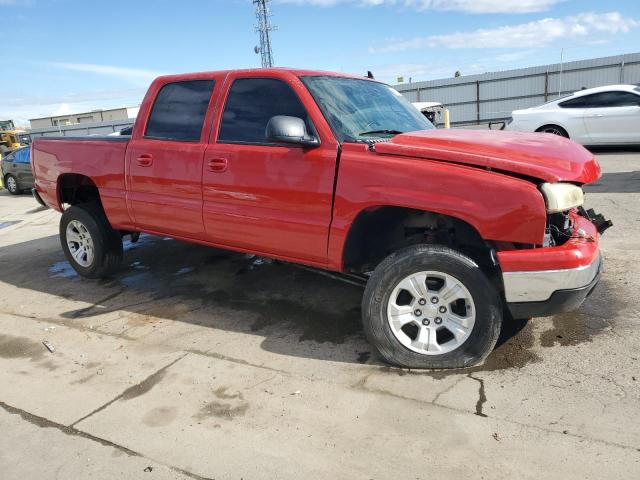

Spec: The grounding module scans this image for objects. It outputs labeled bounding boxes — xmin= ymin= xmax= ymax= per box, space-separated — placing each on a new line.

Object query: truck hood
xmin=373 ymin=129 xmax=601 ymax=184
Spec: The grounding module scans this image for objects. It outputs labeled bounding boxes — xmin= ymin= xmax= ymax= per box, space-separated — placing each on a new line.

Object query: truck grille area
xmin=545 ymin=212 xmax=573 ymax=247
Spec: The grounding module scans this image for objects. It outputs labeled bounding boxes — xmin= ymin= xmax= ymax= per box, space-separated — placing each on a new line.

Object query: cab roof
xmin=154 ymin=68 xmax=376 ymax=83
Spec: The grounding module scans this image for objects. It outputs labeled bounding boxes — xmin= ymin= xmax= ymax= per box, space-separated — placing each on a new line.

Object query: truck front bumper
xmin=498 ymin=212 xmax=605 ymax=319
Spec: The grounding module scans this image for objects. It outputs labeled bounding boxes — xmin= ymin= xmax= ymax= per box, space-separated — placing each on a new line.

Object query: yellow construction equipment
xmin=0 ymin=120 xmax=28 ymax=158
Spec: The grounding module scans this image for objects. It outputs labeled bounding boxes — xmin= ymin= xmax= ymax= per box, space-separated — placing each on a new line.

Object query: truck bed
xmin=32 ymin=136 xmax=133 ymax=228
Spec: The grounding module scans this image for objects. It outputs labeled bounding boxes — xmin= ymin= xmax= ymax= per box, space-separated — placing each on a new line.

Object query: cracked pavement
xmin=0 ymin=150 xmax=639 ymax=479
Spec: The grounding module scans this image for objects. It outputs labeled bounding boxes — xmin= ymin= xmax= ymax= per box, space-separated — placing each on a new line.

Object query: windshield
xmin=300 ymin=75 xmax=434 ymax=142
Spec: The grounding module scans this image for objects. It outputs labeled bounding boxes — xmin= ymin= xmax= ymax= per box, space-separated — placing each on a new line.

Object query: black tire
xmin=536 ymin=124 xmax=569 ymax=138
xmin=5 ymin=175 xmax=20 ymax=195
xmin=59 ymin=203 xmax=123 ymax=279
xmin=362 ymin=244 xmax=502 ymax=369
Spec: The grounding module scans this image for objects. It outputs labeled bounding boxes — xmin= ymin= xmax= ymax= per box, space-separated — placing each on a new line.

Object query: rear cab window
xmin=145 ymin=80 xmax=215 ymax=142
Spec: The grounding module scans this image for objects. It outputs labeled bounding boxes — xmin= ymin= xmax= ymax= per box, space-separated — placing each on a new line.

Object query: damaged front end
xmin=578 ymin=206 xmax=613 ymax=235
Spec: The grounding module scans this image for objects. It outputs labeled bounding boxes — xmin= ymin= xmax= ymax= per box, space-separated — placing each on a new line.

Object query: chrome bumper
xmin=503 ymin=252 xmax=602 ymax=303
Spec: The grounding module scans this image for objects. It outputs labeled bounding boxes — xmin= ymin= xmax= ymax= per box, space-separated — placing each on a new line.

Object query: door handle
xmin=136 ymin=154 xmax=153 ymax=167
xmin=207 ymin=158 xmax=228 ymax=172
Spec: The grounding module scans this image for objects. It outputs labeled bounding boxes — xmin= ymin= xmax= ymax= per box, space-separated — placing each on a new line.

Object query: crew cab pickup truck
xmin=31 ymin=68 xmax=611 ymax=369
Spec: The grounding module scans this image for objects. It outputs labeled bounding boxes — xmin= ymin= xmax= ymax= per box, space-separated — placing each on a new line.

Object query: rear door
xmin=202 ymin=73 xmax=339 ymax=265
xmin=126 ymin=78 xmax=218 ymax=238
xmin=581 ymin=91 xmax=640 ymax=144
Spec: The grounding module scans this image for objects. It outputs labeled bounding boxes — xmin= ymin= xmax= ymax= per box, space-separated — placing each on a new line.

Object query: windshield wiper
xmin=358 ymin=129 xmax=404 ymax=136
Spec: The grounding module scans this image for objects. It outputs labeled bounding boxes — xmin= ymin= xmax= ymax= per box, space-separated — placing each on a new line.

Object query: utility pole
xmin=253 ymin=0 xmax=276 ymax=68
xmin=558 ymin=47 xmax=564 ymax=98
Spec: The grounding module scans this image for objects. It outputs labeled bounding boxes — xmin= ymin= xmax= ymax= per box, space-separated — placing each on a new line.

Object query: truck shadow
xmin=0 ymin=232 xmax=536 ymax=369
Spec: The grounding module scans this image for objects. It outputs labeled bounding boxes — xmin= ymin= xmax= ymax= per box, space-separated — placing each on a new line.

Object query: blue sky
xmin=1 ymin=0 xmax=639 ymax=125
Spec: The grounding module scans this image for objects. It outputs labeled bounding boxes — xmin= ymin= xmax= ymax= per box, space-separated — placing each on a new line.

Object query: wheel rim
xmin=386 ymin=271 xmax=476 ymax=355
xmin=542 ymin=127 xmax=564 ymax=136
xmin=66 ymin=220 xmax=95 ymax=267
xmin=6 ymin=176 xmax=17 ymax=192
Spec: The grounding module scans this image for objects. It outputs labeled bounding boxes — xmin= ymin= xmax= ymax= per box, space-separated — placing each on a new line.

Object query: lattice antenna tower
xmin=253 ymin=0 xmax=277 ymax=68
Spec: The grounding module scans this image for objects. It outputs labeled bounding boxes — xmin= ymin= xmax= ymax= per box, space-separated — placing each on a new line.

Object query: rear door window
xmin=145 ymin=80 xmax=215 ymax=142
xmin=15 ymin=149 xmax=30 ymax=163
xmin=218 ymin=78 xmax=310 ymax=144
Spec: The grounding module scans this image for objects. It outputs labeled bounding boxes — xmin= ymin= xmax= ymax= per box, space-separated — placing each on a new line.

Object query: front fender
xmin=327 ymin=143 xmax=547 ymax=271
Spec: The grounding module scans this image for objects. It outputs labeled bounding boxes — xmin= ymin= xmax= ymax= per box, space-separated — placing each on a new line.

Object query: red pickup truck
xmin=32 ymin=68 xmax=610 ymax=369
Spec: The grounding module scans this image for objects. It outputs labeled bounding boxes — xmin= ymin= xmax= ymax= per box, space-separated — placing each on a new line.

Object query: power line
xmin=253 ymin=0 xmax=277 ymax=68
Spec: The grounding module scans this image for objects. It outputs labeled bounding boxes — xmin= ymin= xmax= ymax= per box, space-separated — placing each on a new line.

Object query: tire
xmin=362 ymin=244 xmax=502 ymax=369
xmin=536 ymin=124 xmax=569 ymax=138
xmin=59 ymin=203 xmax=123 ymax=279
xmin=5 ymin=175 xmax=20 ymax=195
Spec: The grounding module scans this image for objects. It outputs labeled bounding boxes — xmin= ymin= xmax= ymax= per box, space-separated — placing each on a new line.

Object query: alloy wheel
xmin=66 ymin=219 xmax=95 ymax=267
xmin=387 ymin=271 xmax=476 ymax=355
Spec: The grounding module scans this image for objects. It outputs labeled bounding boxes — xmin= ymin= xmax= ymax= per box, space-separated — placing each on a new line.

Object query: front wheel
xmin=362 ymin=245 xmax=502 ymax=369
xmin=60 ymin=203 xmax=123 ymax=278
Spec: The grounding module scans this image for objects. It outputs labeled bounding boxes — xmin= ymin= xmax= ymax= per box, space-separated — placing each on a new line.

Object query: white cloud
xmin=277 ymin=0 xmax=565 ymax=14
xmin=370 ymin=11 xmax=639 ymax=52
xmin=47 ymin=62 xmax=163 ymax=86
xmin=0 ymin=88 xmax=146 ymax=124
xmin=53 ymin=103 xmax=73 ymax=116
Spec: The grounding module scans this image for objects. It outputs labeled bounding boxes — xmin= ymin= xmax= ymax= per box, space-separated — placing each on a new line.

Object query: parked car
xmin=507 ymin=84 xmax=640 ymax=145
xmin=412 ymin=101 xmax=444 ymax=125
xmin=1 ymin=145 xmax=33 ymax=194
xmin=32 ymin=68 xmax=610 ymax=369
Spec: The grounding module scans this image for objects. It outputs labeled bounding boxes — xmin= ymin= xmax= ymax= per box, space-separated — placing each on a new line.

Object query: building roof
xmin=29 ymin=106 xmax=139 ymax=122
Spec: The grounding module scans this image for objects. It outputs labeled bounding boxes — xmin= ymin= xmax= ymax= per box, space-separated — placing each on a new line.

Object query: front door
xmin=126 ymin=79 xmax=216 ymax=238
xmin=202 ymin=75 xmax=338 ymax=265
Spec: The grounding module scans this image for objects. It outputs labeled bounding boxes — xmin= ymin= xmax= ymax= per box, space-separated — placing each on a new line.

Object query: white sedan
xmin=506 ymin=85 xmax=640 ymax=145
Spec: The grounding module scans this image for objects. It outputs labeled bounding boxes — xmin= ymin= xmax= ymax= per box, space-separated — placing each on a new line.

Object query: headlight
xmin=540 ymin=182 xmax=584 ymax=213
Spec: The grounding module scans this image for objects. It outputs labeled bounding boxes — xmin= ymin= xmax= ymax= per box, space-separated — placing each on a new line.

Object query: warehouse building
xmin=395 ymin=52 xmax=640 ymax=126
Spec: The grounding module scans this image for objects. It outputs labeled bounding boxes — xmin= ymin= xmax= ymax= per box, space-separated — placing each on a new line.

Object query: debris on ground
xmin=42 ymin=340 xmax=55 ymax=353
xmin=492 ymin=432 xmax=501 ymax=442
xmin=144 ymin=466 xmax=153 ymax=472
xmin=291 ymin=390 xmax=301 ymax=396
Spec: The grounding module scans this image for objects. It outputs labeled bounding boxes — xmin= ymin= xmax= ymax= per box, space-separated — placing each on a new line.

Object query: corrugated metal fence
xmin=395 ymin=52 xmax=640 ymax=126
xmin=28 ymin=118 xmax=135 ymax=139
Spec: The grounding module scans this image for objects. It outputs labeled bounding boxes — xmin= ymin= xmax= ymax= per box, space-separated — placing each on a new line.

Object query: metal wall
xmin=28 ymin=118 xmax=135 ymax=139
xmin=395 ymin=52 xmax=640 ymax=126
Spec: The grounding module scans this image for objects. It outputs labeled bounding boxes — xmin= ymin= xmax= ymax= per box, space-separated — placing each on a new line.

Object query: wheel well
xmin=535 ymin=124 xmax=569 ymax=137
xmin=58 ymin=174 xmax=101 ymax=207
xmin=343 ymin=207 xmax=497 ymax=274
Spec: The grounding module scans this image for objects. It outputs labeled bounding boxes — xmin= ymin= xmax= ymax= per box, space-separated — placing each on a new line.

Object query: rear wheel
xmin=362 ymin=244 xmax=502 ymax=369
xmin=5 ymin=175 xmax=20 ymax=195
xmin=60 ymin=203 xmax=123 ymax=278
xmin=536 ymin=124 xmax=569 ymax=138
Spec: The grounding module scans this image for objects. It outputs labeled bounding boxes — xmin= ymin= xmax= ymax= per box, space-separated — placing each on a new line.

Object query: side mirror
xmin=265 ymin=115 xmax=320 ymax=148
